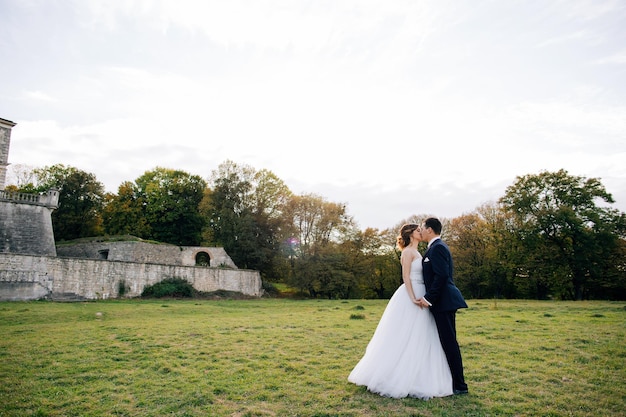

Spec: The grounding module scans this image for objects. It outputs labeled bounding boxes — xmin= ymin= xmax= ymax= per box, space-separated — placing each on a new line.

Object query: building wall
xmin=0 ymin=118 xmax=16 ymax=190
xmin=56 ymin=241 xmax=237 ymax=268
xmin=0 ymin=199 xmax=57 ymax=256
xmin=0 ymin=253 xmax=263 ymax=301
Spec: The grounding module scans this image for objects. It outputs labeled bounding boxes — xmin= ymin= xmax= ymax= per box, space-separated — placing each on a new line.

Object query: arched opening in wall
xmin=98 ymin=249 xmax=109 ymax=260
xmin=195 ymin=251 xmax=211 ymax=267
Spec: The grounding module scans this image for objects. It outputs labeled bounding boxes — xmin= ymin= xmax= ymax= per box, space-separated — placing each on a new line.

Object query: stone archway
xmin=195 ymin=251 xmax=211 ymax=267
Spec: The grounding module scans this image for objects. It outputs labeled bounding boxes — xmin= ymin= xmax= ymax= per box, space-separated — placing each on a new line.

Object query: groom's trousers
xmin=432 ymin=310 xmax=468 ymax=392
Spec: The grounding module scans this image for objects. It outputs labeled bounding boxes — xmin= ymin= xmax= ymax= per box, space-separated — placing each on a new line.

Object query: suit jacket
xmin=422 ymin=238 xmax=468 ymax=312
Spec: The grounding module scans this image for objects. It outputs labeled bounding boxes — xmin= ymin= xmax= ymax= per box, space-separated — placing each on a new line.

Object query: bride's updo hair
xmin=396 ymin=223 xmax=419 ymax=250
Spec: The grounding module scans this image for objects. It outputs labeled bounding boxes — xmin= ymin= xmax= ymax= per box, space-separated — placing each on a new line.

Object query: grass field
xmin=1 ymin=298 xmax=625 ymax=416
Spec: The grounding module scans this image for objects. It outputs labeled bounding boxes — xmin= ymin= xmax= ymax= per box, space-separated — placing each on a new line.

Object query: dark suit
xmin=422 ymin=237 xmax=468 ymax=392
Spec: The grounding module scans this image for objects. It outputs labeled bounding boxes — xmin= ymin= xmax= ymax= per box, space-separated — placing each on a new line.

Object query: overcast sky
xmin=1 ymin=0 xmax=625 ymax=230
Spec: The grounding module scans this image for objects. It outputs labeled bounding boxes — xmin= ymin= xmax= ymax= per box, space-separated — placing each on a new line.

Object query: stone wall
xmin=0 ymin=253 xmax=263 ymax=301
xmin=56 ymin=241 xmax=237 ymax=268
xmin=0 ymin=195 xmax=58 ymax=256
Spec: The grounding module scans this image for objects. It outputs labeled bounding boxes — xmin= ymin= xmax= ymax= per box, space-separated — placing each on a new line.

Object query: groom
xmin=416 ymin=217 xmax=469 ymax=395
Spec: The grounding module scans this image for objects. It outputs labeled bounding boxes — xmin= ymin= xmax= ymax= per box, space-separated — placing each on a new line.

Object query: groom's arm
xmin=423 ymin=245 xmax=450 ymax=306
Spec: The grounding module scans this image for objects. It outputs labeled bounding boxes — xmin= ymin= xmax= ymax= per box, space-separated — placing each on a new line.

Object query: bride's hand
xmin=416 ymin=298 xmax=429 ymax=309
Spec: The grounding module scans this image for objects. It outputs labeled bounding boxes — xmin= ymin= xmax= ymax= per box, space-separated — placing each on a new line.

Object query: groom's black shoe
xmin=453 ymin=389 xmax=469 ymax=395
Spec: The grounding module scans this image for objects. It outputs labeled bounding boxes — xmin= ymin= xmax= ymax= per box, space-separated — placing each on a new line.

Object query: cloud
xmin=22 ymin=91 xmax=57 ymax=102
xmin=76 ymin=0 xmax=442 ymax=70
xmin=557 ymin=0 xmax=626 ymax=21
xmin=300 ymin=178 xmax=511 ymax=230
xmin=593 ymin=51 xmax=626 ymax=65
xmin=3 ymin=0 xmax=626 ymax=230
xmin=508 ymin=100 xmax=626 ymax=140
xmin=537 ymin=30 xmax=602 ymax=48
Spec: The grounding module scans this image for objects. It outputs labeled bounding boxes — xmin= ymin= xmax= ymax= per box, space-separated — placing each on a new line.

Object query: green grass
xmin=0 ymin=299 xmax=625 ymax=416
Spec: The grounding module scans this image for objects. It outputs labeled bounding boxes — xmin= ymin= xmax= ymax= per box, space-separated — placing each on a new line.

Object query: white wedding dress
xmin=348 ymin=257 xmax=453 ymax=399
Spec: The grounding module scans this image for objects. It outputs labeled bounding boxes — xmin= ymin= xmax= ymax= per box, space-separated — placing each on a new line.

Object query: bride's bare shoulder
xmin=401 ymin=247 xmax=420 ymax=261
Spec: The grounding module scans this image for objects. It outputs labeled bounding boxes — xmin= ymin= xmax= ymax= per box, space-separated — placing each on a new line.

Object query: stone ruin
xmin=0 ymin=117 xmax=262 ymax=301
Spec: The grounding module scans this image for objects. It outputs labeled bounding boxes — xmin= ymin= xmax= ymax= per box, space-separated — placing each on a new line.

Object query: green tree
xmin=203 ymin=163 xmax=252 ymax=267
xmin=101 ymin=182 xmax=150 ymax=237
xmin=475 ymin=202 xmax=519 ymax=298
xmin=31 ymin=164 xmax=105 ymax=241
xmin=349 ymin=227 xmax=401 ymax=299
xmin=283 ymin=193 xmax=354 ymax=296
xmin=204 ymin=161 xmax=292 ymax=274
xmin=249 ymin=168 xmax=293 ymax=277
xmin=134 ymin=167 xmax=207 ymax=246
xmin=447 ymin=213 xmax=490 ymax=299
xmin=499 ymin=169 xmax=625 ymax=300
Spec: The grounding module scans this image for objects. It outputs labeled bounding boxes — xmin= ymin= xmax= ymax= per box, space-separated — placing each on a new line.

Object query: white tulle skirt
xmin=348 ymin=282 xmax=453 ymax=399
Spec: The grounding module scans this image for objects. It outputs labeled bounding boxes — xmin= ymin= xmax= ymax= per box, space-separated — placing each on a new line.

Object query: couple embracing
xmin=348 ymin=218 xmax=469 ymax=400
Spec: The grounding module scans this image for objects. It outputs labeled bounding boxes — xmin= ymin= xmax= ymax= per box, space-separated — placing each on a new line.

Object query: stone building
xmin=0 ymin=117 xmax=262 ymax=300
xmin=0 ymin=118 xmax=15 ymax=190
xmin=0 ymin=118 xmax=59 ymax=256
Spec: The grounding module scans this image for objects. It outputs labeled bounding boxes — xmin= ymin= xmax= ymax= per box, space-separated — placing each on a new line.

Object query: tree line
xmin=7 ymin=162 xmax=626 ymax=300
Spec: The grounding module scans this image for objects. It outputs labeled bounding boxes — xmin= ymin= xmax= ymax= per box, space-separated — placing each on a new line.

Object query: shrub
xmin=261 ymin=281 xmax=279 ymax=297
xmin=142 ymin=277 xmax=195 ymax=298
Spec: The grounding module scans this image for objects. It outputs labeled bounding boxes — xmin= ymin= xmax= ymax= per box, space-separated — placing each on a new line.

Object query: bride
xmin=348 ymin=223 xmax=453 ymax=399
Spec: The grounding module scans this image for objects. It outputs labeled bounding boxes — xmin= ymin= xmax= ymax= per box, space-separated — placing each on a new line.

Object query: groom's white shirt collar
xmin=427 ymin=236 xmax=441 ymax=248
